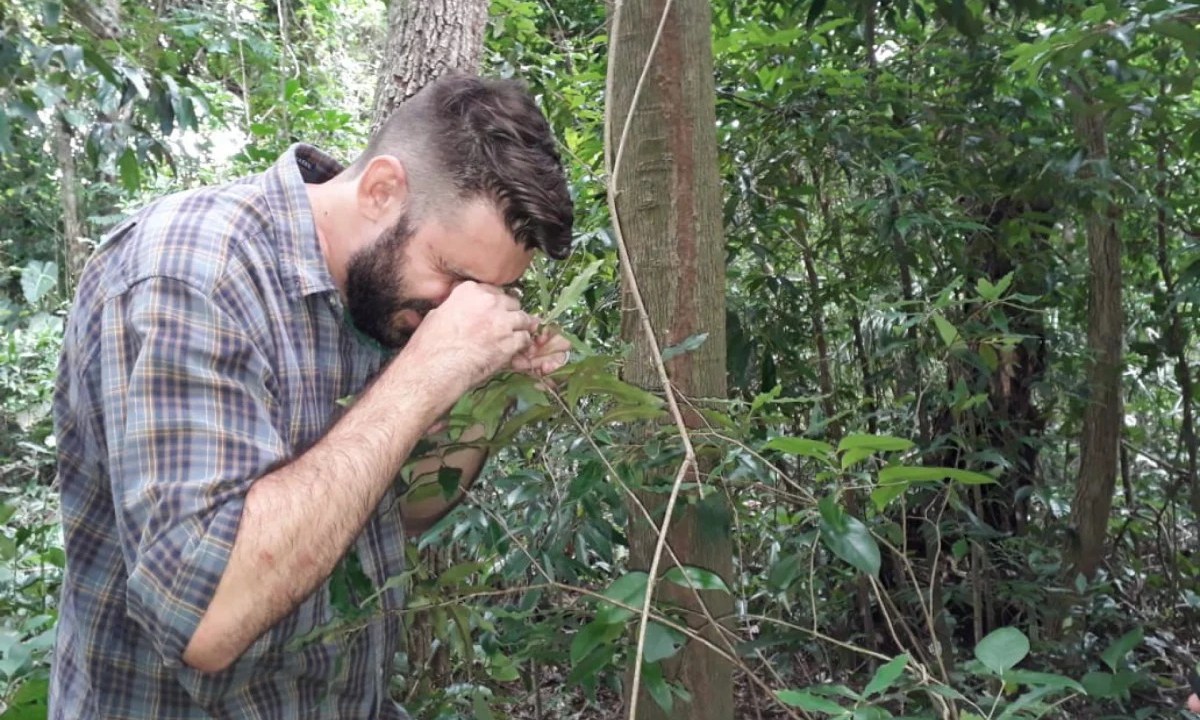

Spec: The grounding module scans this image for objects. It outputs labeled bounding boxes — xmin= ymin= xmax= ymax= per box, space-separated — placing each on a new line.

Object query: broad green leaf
xmin=643 ymin=621 xmax=685 ymax=663
xmin=662 ymin=332 xmax=709 ymax=361
xmin=1100 ymin=626 xmax=1143 ymax=672
xmin=842 ymin=447 xmax=875 ymax=469
xmin=864 ymin=654 xmax=909 ymax=697
xmin=595 ymin=571 xmax=649 ymax=624
xmin=932 ymin=313 xmax=961 ymax=348
xmin=763 ymin=436 xmax=835 ymax=462
xmin=767 ymin=554 xmax=803 ymax=591
xmin=1001 ymin=669 xmax=1086 ymax=694
xmin=0 ymin=639 xmax=31 ymax=678
xmin=776 ymin=690 xmax=845 ymax=714
xmin=1152 ymin=20 xmax=1200 ymax=51
xmin=1082 ymin=668 xmax=1138 ymax=699
xmin=643 ymin=660 xmax=674 ymax=713
xmin=818 ymin=497 xmax=881 ymax=577
xmin=838 ymin=434 xmax=915 ymax=453
xmin=570 ymin=620 xmax=621 ymax=664
xmin=870 ymin=482 xmax=908 ymax=511
xmin=472 ymin=691 xmax=495 ymax=720
xmin=437 ymin=561 xmax=488 ymax=588
xmin=119 ymin=148 xmax=141 ymax=190
xmin=21 ymin=261 xmax=58 ymax=304
xmin=663 ymin=565 xmax=730 ymax=593
xmin=974 ymin=627 xmax=1029 ymax=674
xmin=566 ymin=645 xmax=615 ymax=687
xmin=878 ymin=466 xmax=996 ymax=486
xmin=546 ymin=258 xmax=604 ymax=321
xmin=437 ymin=466 xmax=463 ymax=500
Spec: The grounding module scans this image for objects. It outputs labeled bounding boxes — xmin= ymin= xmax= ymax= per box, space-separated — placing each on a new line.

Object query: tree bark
xmin=54 ymin=117 xmax=87 ymax=291
xmin=1153 ymin=133 xmax=1199 ymax=518
xmin=369 ymin=0 xmax=489 ymax=697
xmin=609 ymin=0 xmax=732 ymax=718
xmin=1068 ymin=84 xmax=1124 ymax=580
xmin=370 ymin=0 xmax=491 ymax=131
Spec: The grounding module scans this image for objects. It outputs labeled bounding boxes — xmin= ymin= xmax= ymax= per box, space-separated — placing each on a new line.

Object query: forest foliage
xmin=3 ymin=0 xmax=1200 ymax=718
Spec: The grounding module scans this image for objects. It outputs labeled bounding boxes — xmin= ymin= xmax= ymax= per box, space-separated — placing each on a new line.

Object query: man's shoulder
xmin=88 ymin=175 xmax=279 ymax=302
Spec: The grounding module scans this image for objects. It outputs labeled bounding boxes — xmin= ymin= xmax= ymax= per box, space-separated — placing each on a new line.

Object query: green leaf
xmin=767 ymin=554 xmax=803 ymax=591
xmin=776 ymin=689 xmax=845 ymax=713
xmin=842 ymin=447 xmax=875 ymax=469
xmin=437 ymin=466 xmax=463 ymax=500
xmin=0 ymin=112 xmax=11 ymax=154
xmin=870 ymin=482 xmax=908 ymax=511
xmin=932 ymin=313 xmax=962 ymax=348
xmin=119 ymin=148 xmax=141 ymax=190
xmin=643 ymin=622 xmax=685 ymax=663
xmin=1100 ymin=626 xmax=1143 ymax=672
xmin=764 ymin=436 xmax=835 ymax=462
xmin=570 ymin=620 xmax=622 ymax=664
xmin=818 ymin=496 xmax=881 ymax=577
xmin=1152 ymin=20 xmax=1200 ymax=51
xmin=21 ymin=260 xmax=58 ymax=304
xmin=974 ymin=627 xmax=1029 ymax=674
xmin=595 ymin=571 xmax=649 ymax=624
xmin=472 ymin=691 xmax=495 ymax=720
xmin=642 ymin=660 xmax=674 ymax=713
xmin=42 ymin=0 xmax=62 ymax=27
xmin=864 ymin=654 xmax=909 ymax=697
xmin=566 ymin=644 xmax=614 ymax=686
xmin=838 ymin=434 xmax=915 ymax=453
xmin=878 ymin=466 xmax=996 ymax=486
xmin=1001 ymin=669 xmax=1086 ymax=694
xmin=0 ymin=638 xmax=31 ymax=678
xmin=662 ymin=565 xmax=730 ymax=593
xmin=546 ymin=258 xmax=605 ymax=321
xmin=437 ymin=560 xmax=488 ymax=588
xmin=662 ymin=332 xmax=709 ymax=361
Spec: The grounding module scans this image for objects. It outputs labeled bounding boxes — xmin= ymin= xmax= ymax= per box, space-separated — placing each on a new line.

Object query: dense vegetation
xmin=3 ymin=0 xmax=1199 ymax=718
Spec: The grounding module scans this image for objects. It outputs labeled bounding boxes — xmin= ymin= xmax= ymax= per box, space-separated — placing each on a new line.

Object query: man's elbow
xmin=182 ymin=623 xmax=238 ymax=674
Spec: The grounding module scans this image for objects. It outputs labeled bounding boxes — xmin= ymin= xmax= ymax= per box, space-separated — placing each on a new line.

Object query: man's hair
xmin=352 ymin=72 xmax=574 ymax=260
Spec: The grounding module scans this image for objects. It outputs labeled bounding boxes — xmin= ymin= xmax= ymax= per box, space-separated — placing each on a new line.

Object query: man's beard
xmin=344 ymin=214 xmax=436 ymax=349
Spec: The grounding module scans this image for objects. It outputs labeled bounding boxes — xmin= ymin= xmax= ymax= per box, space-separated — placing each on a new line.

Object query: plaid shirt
xmin=50 ymin=144 xmax=412 ymax=719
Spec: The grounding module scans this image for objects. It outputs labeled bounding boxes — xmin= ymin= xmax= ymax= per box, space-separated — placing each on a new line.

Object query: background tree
xmin=606 ymin=0 xmax=733 ymax=717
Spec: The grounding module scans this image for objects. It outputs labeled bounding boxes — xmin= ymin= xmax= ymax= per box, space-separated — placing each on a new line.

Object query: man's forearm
xmin=399 ymin=425 xmax=490 ymax=536
xmin=182 ymin=353 xmax=453 ymax=673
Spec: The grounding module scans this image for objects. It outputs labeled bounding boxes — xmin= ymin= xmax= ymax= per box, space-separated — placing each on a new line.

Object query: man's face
xmin=344 ymin=198 xmax=535 ymax=349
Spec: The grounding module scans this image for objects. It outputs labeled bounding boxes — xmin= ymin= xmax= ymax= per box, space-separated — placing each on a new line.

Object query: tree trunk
xmin=54 ymin=117 xmax=87 ymax=291
xmin=608 ymin=0 xmax=732 ymax=718
xmin=1153 ymin=133 xmax=1199 ymax=518
xmin=370 ymin=0 xmax=490 ymax=131
xmin=369 ymin=0 xmax=489 ymax=695
xmin=1068 ymin=84 xmax=1124 ymax=580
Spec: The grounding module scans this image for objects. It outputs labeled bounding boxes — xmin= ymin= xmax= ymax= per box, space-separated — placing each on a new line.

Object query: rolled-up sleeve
xmin=101 ymin=276 xmax=287 ymax=667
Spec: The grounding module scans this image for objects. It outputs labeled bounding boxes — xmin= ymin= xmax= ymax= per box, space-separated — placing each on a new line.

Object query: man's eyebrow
xmin=447 ymin=262 xmax=522 ymax=290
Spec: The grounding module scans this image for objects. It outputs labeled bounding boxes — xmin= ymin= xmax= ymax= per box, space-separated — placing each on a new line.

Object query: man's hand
xmin=405 ymin=281 xmax=539 ymax=395
xmin=510 ymin=323 xmax=571 ymax=378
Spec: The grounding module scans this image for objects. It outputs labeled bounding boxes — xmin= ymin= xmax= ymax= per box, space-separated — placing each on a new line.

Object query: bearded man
xmin=48 ymin=72 xmax=574 ymax=719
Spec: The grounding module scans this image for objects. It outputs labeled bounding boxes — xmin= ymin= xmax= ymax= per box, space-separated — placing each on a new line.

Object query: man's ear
xmin=355 ymin=155 xmax=408 ymax=223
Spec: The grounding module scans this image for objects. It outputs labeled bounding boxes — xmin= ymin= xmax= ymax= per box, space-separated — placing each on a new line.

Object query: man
xmin=48 ymin=72 xmax=574 ymax=719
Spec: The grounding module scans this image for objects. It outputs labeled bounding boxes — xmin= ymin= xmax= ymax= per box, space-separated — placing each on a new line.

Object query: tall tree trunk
xmin=1068 ymin=83 xmax=1124 ymax=580
xmin=54 ymin=117 xmax=87 ymax=292
xmin=1153 ymin=133 xmax=1199 ymax=518
xmin=608 ymin=0 xmax=732 ymax=718
xmin=370 ymin=0 xmax=490 ymax=130
xmin=369 ymin=0 xmax=489 ymax=695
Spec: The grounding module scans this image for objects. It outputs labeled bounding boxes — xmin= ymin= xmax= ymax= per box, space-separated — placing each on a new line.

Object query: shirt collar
xmin=264 ymin=143 xmax=345 ymax=300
